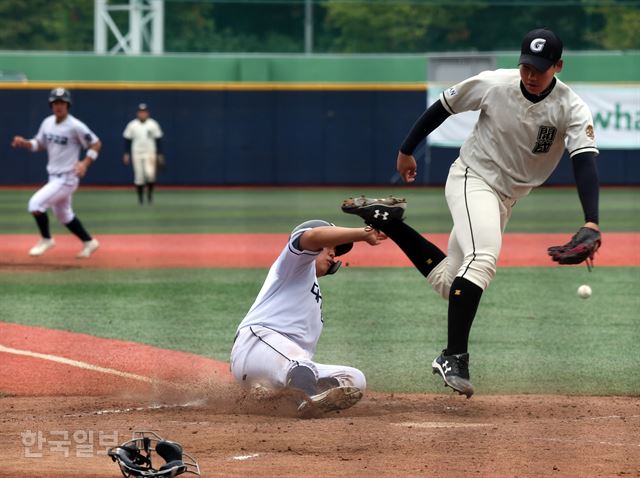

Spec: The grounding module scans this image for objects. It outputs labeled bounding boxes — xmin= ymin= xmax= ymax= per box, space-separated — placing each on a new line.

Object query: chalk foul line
xmin=396 ymin=421 xmax=493 ymax=429
xmin=531 ymin=436 xmax=640 ymax=448
xmin=63 ymin=399 xmax=207 ymax=418
xmin=0 ymin=343 xmax=178 ymax=388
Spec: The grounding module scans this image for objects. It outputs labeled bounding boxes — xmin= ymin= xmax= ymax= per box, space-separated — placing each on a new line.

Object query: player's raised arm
xmin=298 ymin=225 xmax=386 ymax=252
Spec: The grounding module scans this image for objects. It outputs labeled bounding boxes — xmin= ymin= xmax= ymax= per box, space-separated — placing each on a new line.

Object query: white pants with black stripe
xmin=427 ymin=159 xmax=516 ymax=299
xmin=230 ymin=325 xmax=366 ymax=393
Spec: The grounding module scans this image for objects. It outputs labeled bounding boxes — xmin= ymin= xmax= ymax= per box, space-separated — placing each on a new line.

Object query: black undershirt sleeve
xmin=399 ymin=99 xmax=451 ymax=155
xmin=571 ymin=151 xmax=600 ymax=224
xmin=125 ymin=138 xmax=132 ymax=154
xmin=155 ymin=137 xmax=163 ymax=154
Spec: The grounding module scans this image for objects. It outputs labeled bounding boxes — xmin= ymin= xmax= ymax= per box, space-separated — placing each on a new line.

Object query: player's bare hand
xmin=11 ymin=136 xmax=29 ymax=149
xmin=397 ymin=152 xmax=417 ymax=183
xmin=75 ymin=160 xmax=89 ymax=178
xmin=122 ymin=153 xmax=130 ymax=165
xmin=363 ymin=225 xmax=388 ymax=245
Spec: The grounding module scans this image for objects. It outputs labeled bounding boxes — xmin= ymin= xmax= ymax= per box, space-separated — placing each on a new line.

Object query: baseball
xmin=577 ymin=284 xmax=592 ymax=299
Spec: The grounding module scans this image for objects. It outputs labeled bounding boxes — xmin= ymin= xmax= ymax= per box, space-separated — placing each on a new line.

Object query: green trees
xmin=321 ymin=2 xmax=494 ymax=53
xmin=322 ymin=1 xmax=640 ymax=52
xmin=0 ymin=0 xmax=93 ymax=51
xmin=586 ymin=1 xmax=640 ymax=50
xmin=0 ymin=0 xmax=637 ymax=53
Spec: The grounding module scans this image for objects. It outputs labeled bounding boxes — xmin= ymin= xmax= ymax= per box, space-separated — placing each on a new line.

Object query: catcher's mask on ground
xmin=108 ymin=430 xmax=200 ymax=478
xmin=48 ymin=87 xmax=72 ymax=107
xmin=291 ymin=219 xmax=353 ymax=275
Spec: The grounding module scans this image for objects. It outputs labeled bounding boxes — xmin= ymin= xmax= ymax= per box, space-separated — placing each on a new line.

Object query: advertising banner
xmin=427 ymin=83 xmax=640 ymax=150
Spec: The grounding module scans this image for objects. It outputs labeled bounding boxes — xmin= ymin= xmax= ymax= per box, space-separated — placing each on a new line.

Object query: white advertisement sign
xmin=427 ymin=83 xmax=640 ymax=150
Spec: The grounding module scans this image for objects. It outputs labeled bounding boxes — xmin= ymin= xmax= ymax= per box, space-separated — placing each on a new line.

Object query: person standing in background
xmin=123 ymin=103 xmax=164 ymax=205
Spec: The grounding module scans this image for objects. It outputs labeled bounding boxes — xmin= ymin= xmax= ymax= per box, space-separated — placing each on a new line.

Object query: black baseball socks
xmin=65 ymin=216 xmax=92 ymax=242
xmin=33 ymin=212 xmax=51 ymax=239
xmin=376 ymin=221 xmax=446 ymax=277
xmin=446 ymin=276 xmax=484 ymax=355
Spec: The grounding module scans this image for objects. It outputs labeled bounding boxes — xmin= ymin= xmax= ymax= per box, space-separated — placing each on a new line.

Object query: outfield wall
xmin=1 ymin=86 xmax=425 ymax=186
xmin=0 ymin=50 xmax=638 ymax=82
xmin=1 ymin=50 xmax=638 ymax=186
xmin=1 ymin=85 xmax=638 ymax=186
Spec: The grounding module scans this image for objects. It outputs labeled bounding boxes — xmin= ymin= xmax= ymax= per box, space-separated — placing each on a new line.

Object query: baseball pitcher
xmin=344 ymin=28 xmax=600 ymax=398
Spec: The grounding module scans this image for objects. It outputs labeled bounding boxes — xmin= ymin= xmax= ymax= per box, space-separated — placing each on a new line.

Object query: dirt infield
xmin=2 ymin=393 xmax=639 ymax=477
xmin=1 ymin=232 xmax=638 ymax=270
xmin=1 ymin=323 xmax=639 ymax=477
xmin=1 ymin=234 xmax=639 ymax=477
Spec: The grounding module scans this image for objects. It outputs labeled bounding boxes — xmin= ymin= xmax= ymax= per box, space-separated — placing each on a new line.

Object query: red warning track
xmin=0 ymin=322 xmax=230 ymax=396
xmin=0 ymin=232 xmax=638 ymax=269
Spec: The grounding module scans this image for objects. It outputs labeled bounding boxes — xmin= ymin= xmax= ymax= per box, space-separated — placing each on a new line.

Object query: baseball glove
xmin=156 ymin=154 xmax=166 ymax=172
xmin=548 ymin=227 xmax=601 ymax=268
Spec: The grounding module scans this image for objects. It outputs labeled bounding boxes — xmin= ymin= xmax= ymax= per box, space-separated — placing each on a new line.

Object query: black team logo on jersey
xmin=45 ymin=134 xmax=69 ymax=145
xmin=532 ymin=125 xmax=557 ymax=153
xmin=310 ymin=282 xmax=322 ymax=303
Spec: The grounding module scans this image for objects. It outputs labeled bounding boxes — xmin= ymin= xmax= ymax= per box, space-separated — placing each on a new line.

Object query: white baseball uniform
xmin=123 ymin=118 xmax=163 ymax=185
xmin=230 ymin=227 xmax=366 ymax=392
xmin=427 ymin=69 xmax=598 ymax=296
xmin=28 ymin=114 xmax=99 ymax=224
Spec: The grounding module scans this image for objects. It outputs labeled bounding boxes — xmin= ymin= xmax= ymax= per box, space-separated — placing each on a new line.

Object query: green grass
xmin=0 ymin=186 xmax=638 ymax=234
xmin=1 ymin=186 xmax=638 ymax=396
xmin=1 ymin=267 xmax=638 ymax=395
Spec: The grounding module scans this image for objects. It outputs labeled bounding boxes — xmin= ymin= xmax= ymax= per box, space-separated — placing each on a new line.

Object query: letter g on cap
xmin=530 ymin=38 xmax=546 ymax=52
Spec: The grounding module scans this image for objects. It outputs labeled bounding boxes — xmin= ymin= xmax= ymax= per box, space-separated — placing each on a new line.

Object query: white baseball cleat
xmin=77 ymin=238 xmax=100 ymax=259
xmin=29 ymin=238 xmax=56 ymax=256
xmin=297 ymin=386 xmax=363 ymax=418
